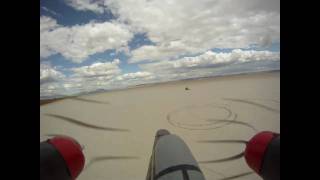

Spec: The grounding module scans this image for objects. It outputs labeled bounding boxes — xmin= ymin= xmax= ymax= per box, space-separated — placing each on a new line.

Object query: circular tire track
xmin=197 ymin=140 xmax=248 ymax=164
xmin=166 ymin=104 xmax=238 ymax=130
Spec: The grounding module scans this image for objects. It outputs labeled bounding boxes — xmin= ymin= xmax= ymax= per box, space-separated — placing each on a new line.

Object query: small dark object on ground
xmin=185 ymin=87 xmax=190 ymax=90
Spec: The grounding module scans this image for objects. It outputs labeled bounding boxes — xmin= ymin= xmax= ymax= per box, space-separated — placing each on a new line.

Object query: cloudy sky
xmin=40 ymin=0 xmax=280 ymax=99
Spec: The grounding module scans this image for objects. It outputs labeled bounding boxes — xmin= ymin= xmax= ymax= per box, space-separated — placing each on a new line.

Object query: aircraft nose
xmin=156 ymin=129 xmax=170 ymax=138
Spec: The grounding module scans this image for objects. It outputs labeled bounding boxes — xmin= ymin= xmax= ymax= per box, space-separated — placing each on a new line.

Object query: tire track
xmin=165 ymin=99 xmax=277 ymax=178
xmin=45 ymin=114 xmax=130 ymax=132
xmin=199 ymin=152 xmax=245 ymax=163
xmin=197 ymin=139 xmax=247 ymax=164
xmin=186 ymin=105 xmax=232 ymax=122
xmin=217 ymin=172 xmax=254 ymax=180
xmin=200 ymin=165 xmax=226 ymax=178
xmin=166 ymin=104 xmax=239 ymax=130
xmin=70 ymin=97 xmax=110 ymax=105
xmin=223 ymin=98 xmax=280 ymax=113
xmin=205 ymin=119 xmax=258 ymax=132
xmin=167 ymin=113 xmax=238 ymax=130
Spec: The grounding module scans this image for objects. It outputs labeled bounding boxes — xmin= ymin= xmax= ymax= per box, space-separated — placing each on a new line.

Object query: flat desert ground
xmin=40 ymin=71 xmax=280 ymax=180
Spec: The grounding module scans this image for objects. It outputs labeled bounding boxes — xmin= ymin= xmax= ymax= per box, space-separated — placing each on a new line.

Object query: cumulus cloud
xmin=116 ymin=71 xmax=153 ymax=81
xmin=40 ymin=16 xmax=133 ymax=63
xmin=41 ymin=0 xmax=280 ymax=98
xmin=102 ymin=71 xmax=154 ymax=88
xmin=40 ymin=16 xmax=60 ymax=58
xmin=139 ymin=49 xmax=279 ymax=74
xmin=103 ymin=0 xmax=280 ymax=63
xmin=41 ymin=59 xmax=123 ymax=97
xmin=64 ymin=0 xmax=105 ymax=13
xmin=40 ymin=16 xmax=59 ymax=32
xmin=40 ymin=70 xmax=155 ymax=98
xmin=41 ymin=80 xmax=86 ymax=98
xmin=40 ymin=49 xmax=279 ymax=98
xmin=71 ymin=59 xmax=121 ymax=77
xmin=40 ymin=63 xmax=65 ymax=85
xmin=45 ymin=0 xmax=280 ymax=63
xmin=129 ymin=42 xmax=197 ymax=63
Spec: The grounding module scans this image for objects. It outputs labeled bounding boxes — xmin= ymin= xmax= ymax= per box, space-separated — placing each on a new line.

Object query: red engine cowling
xmin=40 ymin=136 xmax=85 ymax=180
xmin=244 ymin=131 xmax=280 ymax=180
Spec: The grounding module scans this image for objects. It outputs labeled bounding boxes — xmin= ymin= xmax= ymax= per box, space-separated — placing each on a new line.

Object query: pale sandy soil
xmin=40 ymin=71 xmax=280 ymax=180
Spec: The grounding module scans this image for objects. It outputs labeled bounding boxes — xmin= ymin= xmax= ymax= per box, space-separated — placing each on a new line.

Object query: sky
xmin=40 ymin=0 xmax=280 ymax=99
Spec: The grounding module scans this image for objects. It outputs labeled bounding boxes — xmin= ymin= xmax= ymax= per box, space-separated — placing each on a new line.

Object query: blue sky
xmin=40 ymin=0 xmax=280 ymax=99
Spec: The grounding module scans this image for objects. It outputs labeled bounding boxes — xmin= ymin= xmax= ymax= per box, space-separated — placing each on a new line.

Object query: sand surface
xmin=40 ymin=71 xmax=280 ymax=180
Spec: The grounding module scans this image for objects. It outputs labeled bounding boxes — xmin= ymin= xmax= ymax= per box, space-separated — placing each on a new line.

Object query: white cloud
xmin=139 ymin=49 xmax=279 ymax=73
xmin=40 ymin=63 xmax=65 ymax=84
xmin=64 ymin=0 xmax=105 ymax=13
xmin=40 ymin=16 xmax=59 ymax=32
xmin=103 ymin=0 xmax=280 ymax=63
xmin=43 ymin=0 xmax=280 ymax=64
xmin=108 ymin=71 xmax=155 ymax=88
xmin=41 ymin=59 xmax=123 ymax=97
xmin=116 ymin=71 xmax=153 ymax=81
xmin=41 ymin=0 xmax=280 ymax=98
xmin=135 ymin=52 xmax=280 ymax=84
xmin=129 ymin=42 xmax=197 ymax=63
xmin=68 ymin=68 xmax=154 ymax=91
xmin=41 ymin=80 xmax=85 ymax=98
xmin=40 ymin=16 xmax=133 ymax=63
xmin=40 ymin=16 xmax=60 ymax=58
xmin=40 ymin=49 xmax=279 ymax=98
xmin=71 ymin=59 xmax=121 ymax=77
xmin=61 ymin=0 xmax=280 ymax=63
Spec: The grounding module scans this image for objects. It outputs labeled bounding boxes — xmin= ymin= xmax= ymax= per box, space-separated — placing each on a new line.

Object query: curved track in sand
xmin=165 ymin=98 xmax=279 ymax=179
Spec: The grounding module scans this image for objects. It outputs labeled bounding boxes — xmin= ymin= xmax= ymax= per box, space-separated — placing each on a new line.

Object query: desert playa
xmin=40 ymin=71 xmax=280 ymax=180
